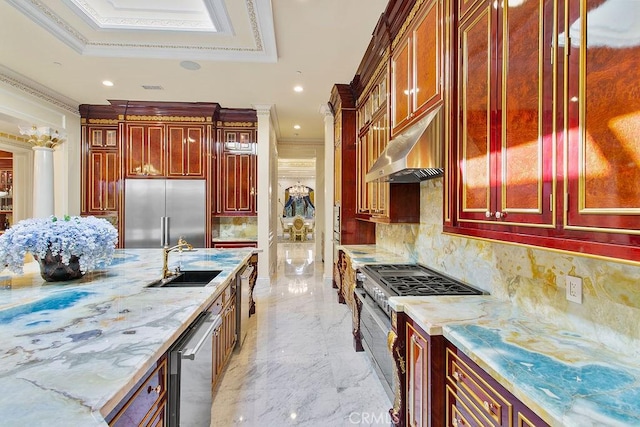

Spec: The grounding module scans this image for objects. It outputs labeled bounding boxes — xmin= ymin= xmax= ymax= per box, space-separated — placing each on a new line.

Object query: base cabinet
xmin=445 ymin=344 xmax=549 ymax=427
xmin=107 ymin=357 xmax=167 ymax=426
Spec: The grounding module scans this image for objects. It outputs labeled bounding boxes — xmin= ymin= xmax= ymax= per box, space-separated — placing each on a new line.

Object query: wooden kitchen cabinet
xmin=391 ymin=0 xmax=443 ymax=135
xmin=446 ymin=343 xmax=548 ymax=427
xmin=446 ymin=0 xmax=640 ymax=262
xmin=213 ymin=292 xmax=237 ymax=389
xmin=213 ymin=125 xmax=257 ymax=216
xmin=81 ymin=125 xmax=121 ymax=215
xmin=563 ymin=0 xmax=640 ymax=246
xmin=394 ymin=314 xmax=446 ymax=427
xmin=126 ymin=123 xmax=165 ymax=177
xmin=331 ymin=84 xmax=376 ymax=244
xmin=167 ymin=125 xmax=205 ymax=177
xmin=456 ymin=0 xmax=554 ymax=229
xmin=356 ymin=67 xmax=421 ymax=225
xmin=107 ymin=357 xmax=167 ymax=426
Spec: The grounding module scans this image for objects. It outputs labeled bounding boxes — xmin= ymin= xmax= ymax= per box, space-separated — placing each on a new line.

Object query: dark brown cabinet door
xmin=564 ymin=0 xmax=640 ymax=245
xmin=167 ymin=125 xmax=204 ymax=177
xmin=126 ymin=124 xmax=165 ymax=176
xmin=89 ymin=151 xmax=119 ymax=212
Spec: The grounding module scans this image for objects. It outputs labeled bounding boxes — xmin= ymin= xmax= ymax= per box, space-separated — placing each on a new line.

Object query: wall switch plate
xmin=566 ymin=275 xmax=583 ymax=304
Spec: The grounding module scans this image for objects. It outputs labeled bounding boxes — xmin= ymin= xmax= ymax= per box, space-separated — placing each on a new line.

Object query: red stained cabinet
xmin=213 ymin=127 xmax=257 ymax=216
xmin=126 ymin=124 xmax=165 ymax=177
xmin=563 ymin=0 xmax=640 ymax=245
xmin=82 ymin=125 xmax=121 ymax=215
xmin=456 ymin=0 xmax=554 ymax=229
xmin=167 ymin=125 xmax=205 ymax=177
xmin=391 ymin=0 xmax=443 ymax=135
xmin=447 ymin=0 xmax=640 ymax=261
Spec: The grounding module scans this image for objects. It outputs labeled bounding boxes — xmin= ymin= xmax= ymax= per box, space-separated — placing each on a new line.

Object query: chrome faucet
xmin=162 ymin=237 xmax=194 ymax=278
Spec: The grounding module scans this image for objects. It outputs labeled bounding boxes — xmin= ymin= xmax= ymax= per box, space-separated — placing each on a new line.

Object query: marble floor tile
xmin=210 ymin=242 xmax=391 ymax=426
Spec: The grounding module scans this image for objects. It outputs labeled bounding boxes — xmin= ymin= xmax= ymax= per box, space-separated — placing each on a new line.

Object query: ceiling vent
xmin=142 ymin=85 xmax=164 ymax=90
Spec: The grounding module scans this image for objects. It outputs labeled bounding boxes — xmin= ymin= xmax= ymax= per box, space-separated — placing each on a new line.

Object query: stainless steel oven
xmin=355 ymin=264 xmax=485 ymax=402
xmin=354 ymin=287 xmax=394 ymax=400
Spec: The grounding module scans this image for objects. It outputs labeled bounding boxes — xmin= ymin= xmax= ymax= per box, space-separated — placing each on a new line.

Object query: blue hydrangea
xmin=0 ymin=215 xmax=118 ymax=274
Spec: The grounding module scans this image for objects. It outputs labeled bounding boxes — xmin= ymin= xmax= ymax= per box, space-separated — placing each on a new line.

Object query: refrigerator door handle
xmin=161 ymin=216 xmax=170 ymax=247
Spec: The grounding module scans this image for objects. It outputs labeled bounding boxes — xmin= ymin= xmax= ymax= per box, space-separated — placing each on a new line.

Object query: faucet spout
xmin=162 ymin=237 xmax=194 ymax=278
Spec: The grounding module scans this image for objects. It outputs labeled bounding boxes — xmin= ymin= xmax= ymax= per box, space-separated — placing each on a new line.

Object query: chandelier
xmin=19 ymin=125 xmax=67 ymax=149
xmin=289 ymin=182 xmax=309 ymax=199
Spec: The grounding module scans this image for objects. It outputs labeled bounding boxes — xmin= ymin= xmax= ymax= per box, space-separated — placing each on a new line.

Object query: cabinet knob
xmin=495 ymin=211 xmax=506 ymax=219
xmin=485 ymin=211 xmax=494 ymax=218
xmin=483 ymin=400 xmax=495 ymax=413
xmin=147 ymin=384 xmax=161 ymax=395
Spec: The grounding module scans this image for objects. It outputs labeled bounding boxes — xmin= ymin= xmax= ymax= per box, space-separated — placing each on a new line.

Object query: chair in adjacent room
xmin=291 ymin=216 xmax=307 ymax=242
xmin=281 ymin=217 xmax=292 ymax=240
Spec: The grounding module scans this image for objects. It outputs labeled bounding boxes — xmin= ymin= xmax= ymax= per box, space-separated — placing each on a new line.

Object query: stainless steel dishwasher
xmin=167 ymin=311 xmax=222 ymax=426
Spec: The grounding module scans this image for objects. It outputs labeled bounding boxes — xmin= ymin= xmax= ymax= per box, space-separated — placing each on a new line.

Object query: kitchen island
xmin=389 ymin=296 xmax=640 ymax=426
xmin=0 ymin=248 xmax=256 ymax=426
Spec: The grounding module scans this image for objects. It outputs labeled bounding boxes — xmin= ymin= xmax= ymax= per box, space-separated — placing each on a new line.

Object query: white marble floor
xmin=210 ymin=242 xmax=392 ymax=426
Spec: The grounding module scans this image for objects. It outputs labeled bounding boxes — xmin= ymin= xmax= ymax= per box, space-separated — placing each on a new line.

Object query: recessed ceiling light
xmin=102 ymin=80 xmax=114 ymax=87
xmin=180 ymin=61 xmax=201 ymax=71
xmin=293 ymin=85 xmax=304 ymax=93
xmin=294 ymin=125 xmax=301 ymax=129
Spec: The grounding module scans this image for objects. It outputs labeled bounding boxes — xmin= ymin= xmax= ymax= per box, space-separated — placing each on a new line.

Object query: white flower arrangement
xmin=0 ymin=215 xmax=118 ymax=274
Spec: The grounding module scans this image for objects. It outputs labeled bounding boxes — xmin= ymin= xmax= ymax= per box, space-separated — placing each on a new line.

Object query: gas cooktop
xmin=361 ymin=263 xmax=484 ymax=297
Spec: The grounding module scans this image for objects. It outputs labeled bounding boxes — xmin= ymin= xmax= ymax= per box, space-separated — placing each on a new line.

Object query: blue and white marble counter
xmin=389 ymin=296 xmax=640 ymax=426
xmin=338 ymin=244 xmax=415 ymax=268
xmin=0 ymin=248 xmax=255 ymax=426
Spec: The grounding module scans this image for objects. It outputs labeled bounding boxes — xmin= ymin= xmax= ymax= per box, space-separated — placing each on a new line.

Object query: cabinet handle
xmin=495 ymin=211 xmax=506 ymax=219
xmin=483 ymin=400 xmax=495 ymax=413
xmin=147 ymin=384 xmax=161 ymax=395
xmin=453 ymin=370 xmax=464 ymax=381
xmin=485 ymin=211 xmax=494 ymax=218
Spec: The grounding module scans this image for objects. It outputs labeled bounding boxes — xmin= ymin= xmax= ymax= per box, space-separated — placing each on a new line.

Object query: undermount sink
xmin=146 ymin=270 xmax=222 ymax=288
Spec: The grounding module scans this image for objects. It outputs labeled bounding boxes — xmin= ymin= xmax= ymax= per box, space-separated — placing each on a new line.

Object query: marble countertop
xmin=337 ymin=244 xmax=415 ymax=268
xmin=0 ymin=248 xmax=255 ymax=426
xmin=389 ymin=296 xmax=640 ymax=426
xmin=211 ymin=237 xmax=257 ymax=242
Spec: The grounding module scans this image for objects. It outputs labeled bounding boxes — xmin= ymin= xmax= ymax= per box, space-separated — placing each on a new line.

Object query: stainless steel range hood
xmin=366 ymin=105 xmax=443 ymax=183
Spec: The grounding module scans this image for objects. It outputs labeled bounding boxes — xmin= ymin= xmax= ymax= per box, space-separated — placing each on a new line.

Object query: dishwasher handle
xmin=181 ymin=313 xmax=222 ymax=360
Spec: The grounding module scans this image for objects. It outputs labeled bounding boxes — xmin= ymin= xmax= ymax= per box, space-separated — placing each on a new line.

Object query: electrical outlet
xmin=566 ymin=275 xmax=583 ymax=304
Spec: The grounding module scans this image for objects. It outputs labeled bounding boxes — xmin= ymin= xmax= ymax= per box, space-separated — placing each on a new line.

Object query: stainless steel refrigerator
xmin=124 ymin=179 xmax=206 ymax=248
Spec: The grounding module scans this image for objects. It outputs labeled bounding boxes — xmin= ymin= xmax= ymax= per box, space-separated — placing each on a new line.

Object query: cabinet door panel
xmin=459 ymin=6 xmax=492 ymax=218
xmin=89 ymin=151 xmax=119 ymax=212
xmin=498 ymin=0 xmax=553 ymax=226
xmin=222 ymin=153 xmax=252 ymax=213
xmin=167 ymin=127 xmax=185 ymax=176
xmin=407 ymin=324 xmax=427 ymax=427
xmin=167 ymin=126 xmax=204 ymax=177
xmin=392 ymin=39 xmax=411 ymax=129
xmin=186 ymin=127 xmax=204 ymax=176
xmin=414 ymin=0 xmax=441 ymax=114
xmin=127 ymin=125 xmax=164 ymax=176
xmin=565 ymin=0 xmax=640 ymax=237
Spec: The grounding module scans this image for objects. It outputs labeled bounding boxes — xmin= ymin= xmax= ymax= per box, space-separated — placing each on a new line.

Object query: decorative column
xmin=31 ymin=147 xmax=55 ymax=218
xmin=19 ymin=126 xmax=66 ymax=218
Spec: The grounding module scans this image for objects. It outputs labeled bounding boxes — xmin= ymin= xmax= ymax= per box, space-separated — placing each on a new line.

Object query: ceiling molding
xmin=0 ymin=65 xmax=80 ymax=115
xmin=6 ymin=0 xmax=277 ymax=62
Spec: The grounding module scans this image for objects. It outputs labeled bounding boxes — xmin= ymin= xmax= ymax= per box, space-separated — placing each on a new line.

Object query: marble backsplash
xmin=211 ymin=216 xmax=258 ymax=239
xmin=376 ymin=179 xmax=640 ymax=354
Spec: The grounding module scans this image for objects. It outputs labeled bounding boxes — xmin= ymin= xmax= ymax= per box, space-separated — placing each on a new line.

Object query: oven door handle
xmin=356 ymin=290 xmax=391 ymax=331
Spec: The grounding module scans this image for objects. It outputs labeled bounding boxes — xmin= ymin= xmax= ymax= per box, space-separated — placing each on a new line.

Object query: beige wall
xmin=376 ymin=179 xmax=640 ymax=352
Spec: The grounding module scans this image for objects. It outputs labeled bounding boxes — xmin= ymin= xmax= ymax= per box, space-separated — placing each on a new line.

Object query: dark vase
xmin=35 ymin=249 xmax=85 ymax=282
